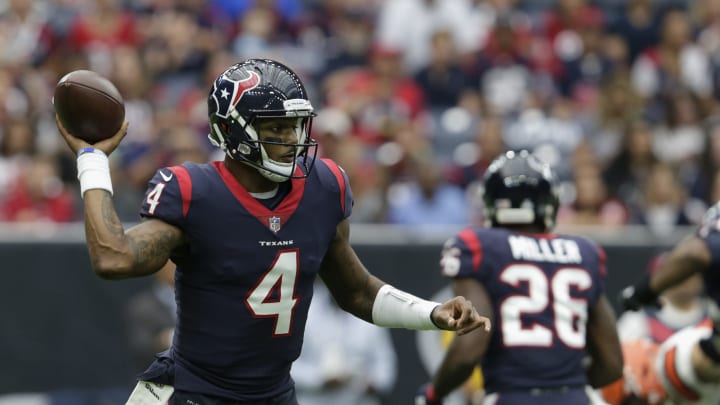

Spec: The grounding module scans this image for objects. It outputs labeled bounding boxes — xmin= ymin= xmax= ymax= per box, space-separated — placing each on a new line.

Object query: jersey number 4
xmin=145 ymin=183 xmax=166 ymax=215
xmin=246 ymin=250 xmax=299 ymax=336
xmin=500 ymin=264 xmax=592 ymax=348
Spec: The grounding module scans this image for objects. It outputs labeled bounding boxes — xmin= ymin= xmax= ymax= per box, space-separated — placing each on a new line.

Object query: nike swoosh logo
xmin=159 ymin=170 xmax=173 ymax=182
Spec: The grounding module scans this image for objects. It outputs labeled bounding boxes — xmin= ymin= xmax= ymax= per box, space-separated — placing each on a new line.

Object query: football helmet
xmin=482 ymin=150 xmax=559 ymax=231
xmin=207 ymin=59 xmax=317 ymax=182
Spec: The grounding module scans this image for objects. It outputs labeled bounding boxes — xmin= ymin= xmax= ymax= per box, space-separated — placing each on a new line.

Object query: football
xmin=53 ymin=70 xmax=125 ymax=144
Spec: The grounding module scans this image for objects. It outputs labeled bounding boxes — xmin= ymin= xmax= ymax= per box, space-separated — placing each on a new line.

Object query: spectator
xmin=651 ymin=90 xmax=705 ymax=169
xmin=447 ymin=115 xmax=506 ymax=190
xmin=693 ymin=0 xmax=720 ymax=99
xmin=556 ymin=159 xmax=628 ymax=228
xmin=318 ymin=6 xmax=376 ymax=77
xmin=0 ymin=117 xmax=35 ymax=192
xmin=0 ymin=154 xmax=76 ymax=222
xmin=324 ymin=45 xmax=425 ymax=145
xmin=0 ymin=0 xmax=50 ymax=68
xmin=607 ymin=0 xmax=659 ymax=63
xmin=504 ymin=98 xmax=586 ymax=181
xmin=65 ymin=0 xmax=140 ymax=76
xmin=603 ymin=117 xmax=658 ymax=208
xmin=469 ymin=14 xmax=536 ymax=116
xmin=553 ymin=3 xmax=609 ymax=99
xmin=588 ymin=74 xmax=642 ymax=167
xmin=631 ymin=162 xmax=694 ymax=235
xmin=631 ymin=8 xmax=715 ymax=115
xmin=414 ymin=30 xmax=472 ymax=109
xmin=374 ymin=0 xmax=490 ymax=73
xmin=386 ymin=154 xmax=469 ymax=226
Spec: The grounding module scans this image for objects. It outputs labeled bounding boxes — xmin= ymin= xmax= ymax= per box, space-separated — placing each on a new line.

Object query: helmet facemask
xmin=209 ymin=100 xmax=318 ymax=182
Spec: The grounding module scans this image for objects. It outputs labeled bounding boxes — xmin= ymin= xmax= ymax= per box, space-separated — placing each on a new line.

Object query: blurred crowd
xmin=1 ymin=0 xmax=719 ymax=234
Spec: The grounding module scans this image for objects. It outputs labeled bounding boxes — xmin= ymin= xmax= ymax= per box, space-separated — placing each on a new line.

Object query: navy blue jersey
xmin=440 ymin=227 xmax=606 ymax=393
xmin=137 ymin=158 xmax=352 ymax=401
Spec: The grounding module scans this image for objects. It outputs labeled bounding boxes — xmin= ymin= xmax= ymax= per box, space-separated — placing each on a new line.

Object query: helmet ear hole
xmin=238 ymin=142 xmax=260 ymax=161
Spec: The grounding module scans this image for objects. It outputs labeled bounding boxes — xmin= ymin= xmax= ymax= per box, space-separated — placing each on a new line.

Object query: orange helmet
xmin=601 ymin=339 xmax=666 ymax=405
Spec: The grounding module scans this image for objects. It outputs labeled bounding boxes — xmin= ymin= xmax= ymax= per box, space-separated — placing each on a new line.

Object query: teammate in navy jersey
xmin=622 ymin=203 xmax=720 ymax=402
xmin=416 ymin=150 xmax=623 ymax=405
xmin=55 ymin=59 xmax=490 ymax=405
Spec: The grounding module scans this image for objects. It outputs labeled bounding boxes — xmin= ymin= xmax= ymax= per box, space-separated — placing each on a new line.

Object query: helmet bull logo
xmin=212 ymin=71 xmax=260 ymax=119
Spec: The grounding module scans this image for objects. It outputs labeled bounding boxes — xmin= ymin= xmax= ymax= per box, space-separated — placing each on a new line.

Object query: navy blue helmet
xmin=208 ymin=59 xmax=317 ymax=182
xmin=482 ymin=150 xmax=559 ymax=231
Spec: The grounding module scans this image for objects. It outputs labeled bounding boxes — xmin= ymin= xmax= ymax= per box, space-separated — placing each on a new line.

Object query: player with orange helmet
xmin=602 ymin=339 xmax=666 ymax=405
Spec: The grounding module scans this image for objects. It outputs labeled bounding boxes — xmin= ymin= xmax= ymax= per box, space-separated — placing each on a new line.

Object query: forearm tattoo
xmin=101 ymin=193 xmax=124 ymax=236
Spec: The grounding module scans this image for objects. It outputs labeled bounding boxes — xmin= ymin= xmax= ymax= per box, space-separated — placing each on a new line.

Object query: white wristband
xmin=77 ymin=148 xmax=113 ymax=198
xmin=371 ymin=284 xmax=440 ymax=330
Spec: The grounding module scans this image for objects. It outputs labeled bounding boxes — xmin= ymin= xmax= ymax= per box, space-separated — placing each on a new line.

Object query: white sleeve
xmin=371 ymin=285 xmax=440 ymax=330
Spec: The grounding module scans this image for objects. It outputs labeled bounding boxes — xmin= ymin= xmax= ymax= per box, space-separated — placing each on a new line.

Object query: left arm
xmin=319 ymin=219 xmax=491 ymax=334
xmin=650 ymin=236 xmax=711 ymax=294
xmin=585 ymin=295 xmax=623 ymax=387
xmin=432 ymin=278 xmax=494 ymax=398
xmin=318 ymin=219 xmax=384 ymax=323
xmin=621 ymin=235 xmax=712 ymax=311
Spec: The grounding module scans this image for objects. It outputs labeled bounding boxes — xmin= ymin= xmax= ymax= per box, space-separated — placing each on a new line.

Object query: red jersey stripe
xmin=458 ymin=228 xmax=483 ymax=271
xmin=169 ymin=165 xmax=192 ymax=218
xmin=321 ymin=158 xmax=346 ymax=214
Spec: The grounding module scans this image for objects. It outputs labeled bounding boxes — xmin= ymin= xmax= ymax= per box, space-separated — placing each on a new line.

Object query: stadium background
xmin=0 ymin=0 xmax=718 ymax=403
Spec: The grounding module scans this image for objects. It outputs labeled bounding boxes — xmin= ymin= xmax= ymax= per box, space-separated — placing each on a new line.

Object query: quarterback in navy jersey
xmin=55 ymin=59 xmax=490 ymax=405
xmin=622 ymin=203 xmax=720 ymax=402
xmin=417 ymin=150 xmax=623 ymax=405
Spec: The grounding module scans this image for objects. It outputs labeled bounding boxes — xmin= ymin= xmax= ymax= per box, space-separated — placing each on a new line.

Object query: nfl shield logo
xmin=269 ymin=216 xmax=281 ymax=233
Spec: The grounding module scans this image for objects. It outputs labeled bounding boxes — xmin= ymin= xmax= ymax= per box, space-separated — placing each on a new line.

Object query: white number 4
xmin=145 ymin=183 xmax=166 ymax=215
xmin=246 ymin=250 xmax=299 ymax=336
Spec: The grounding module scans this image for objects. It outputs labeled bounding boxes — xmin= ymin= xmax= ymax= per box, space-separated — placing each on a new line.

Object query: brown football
xmin=53 ymin=70 xmax=125 ymax=144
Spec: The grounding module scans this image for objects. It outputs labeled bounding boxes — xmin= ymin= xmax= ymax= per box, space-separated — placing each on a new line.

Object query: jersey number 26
xmin=500 ymin=264 xmax=592 ymax=348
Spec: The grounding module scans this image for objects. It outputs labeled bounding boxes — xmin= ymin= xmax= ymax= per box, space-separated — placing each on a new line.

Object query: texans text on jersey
xmin=258 ymin=240 xmax=294 ymax=247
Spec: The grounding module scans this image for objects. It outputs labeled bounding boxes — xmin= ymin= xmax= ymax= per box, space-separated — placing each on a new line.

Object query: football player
xmin=416 ymin=150 xmax=623 ymax=404
xmin=601 ymin=339 xmax=666 ymax=405
xmin=622 ymin=203 xmax=720 ymax=403
xmin=608 ymin=254 xmax=717 ymax=404
xmin=55 ymin=59 xmax=491 ymax=405
xmin=616 ymin=253 xmax=715 ymax=345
